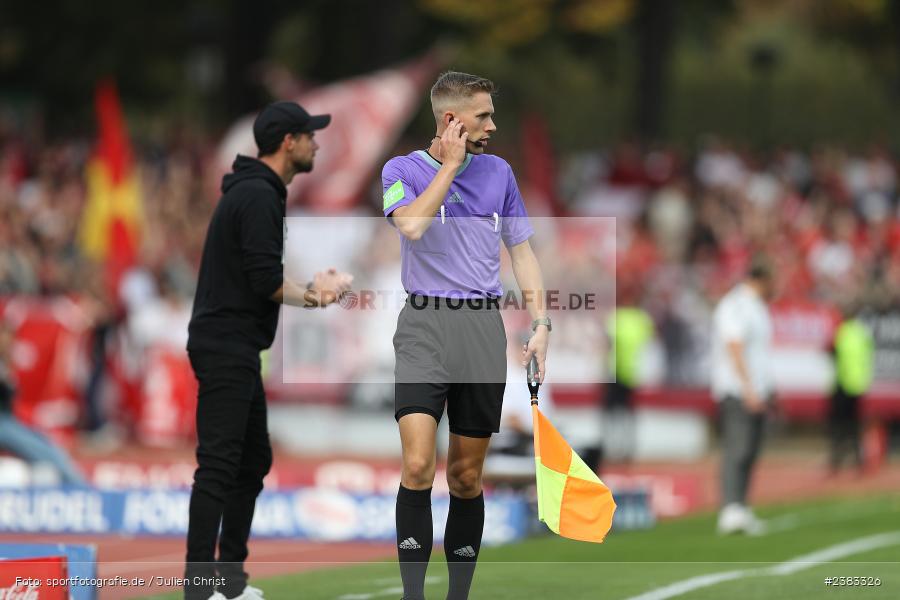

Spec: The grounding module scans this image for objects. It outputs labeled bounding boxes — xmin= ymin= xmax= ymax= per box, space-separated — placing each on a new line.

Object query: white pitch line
xmin=368 ymin=575 xmax=441 ymax=586
xmin=758 ymin=513 xmax=802 ymax=535
xmin=337 ymin=586 xmax=403 ymax=600
xmin=624 ymin=531 xmax=900 ymax=600
xmin=99 ymin=544 xmax=330 ymax=577
xmin=760 ymin=501 xmax=894 ymax=536
xmin=767 ymin=531 xmax=900 ymax=576
xmin=623 ymin=570 xmax=750 ymax=600
xmin=338 ymin=576 xmax=443 ymax=599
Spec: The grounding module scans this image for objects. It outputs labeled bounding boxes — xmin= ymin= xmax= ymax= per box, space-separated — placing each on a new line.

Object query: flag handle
xmin=529 ymin=354 xmax=544 ymax=524
xmin=527 ymin=355 xmax=540 ymax=404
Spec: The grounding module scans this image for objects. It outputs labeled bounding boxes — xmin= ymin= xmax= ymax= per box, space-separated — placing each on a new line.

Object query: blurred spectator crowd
xmin=562 ymin=138 xmax=900 ymax=386
xmin=0 ymin=121 xmax=213 ymax=448
xmin=565 ymin=138 xmax=900 ymax=307
xmin=2 ymin=118 xmax=900 ymax=444
xmin=4 ymin=131 xmax=898 ymax=318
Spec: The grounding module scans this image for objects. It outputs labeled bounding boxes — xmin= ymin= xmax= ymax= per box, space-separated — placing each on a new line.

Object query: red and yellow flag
xmin=533 ymin=404 xmax=617 ymax=543
xmin=78 ymin=80 xmax=142 ymax=294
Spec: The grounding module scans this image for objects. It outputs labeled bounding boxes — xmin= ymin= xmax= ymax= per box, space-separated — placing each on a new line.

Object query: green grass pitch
xmin=143 ymin=494 xmax=900 ymax=599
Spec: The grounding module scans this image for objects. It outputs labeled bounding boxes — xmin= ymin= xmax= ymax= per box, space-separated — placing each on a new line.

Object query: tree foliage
xmin=0 ymin=0 xmax=896 ymax=145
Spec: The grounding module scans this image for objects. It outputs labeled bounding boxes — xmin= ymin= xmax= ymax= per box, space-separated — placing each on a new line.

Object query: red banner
xmin=769 ymin=299 xmax=840 ymax=347
xmin=1 ymin=297 xmax=85 ymax=431
xmin=2 ymin=297 xmax=195 ymax=444
xmin=217 ymin=53 xmax=441 ymax=211
xmin=136 ymin=348 xmax=197 ymax=447
xmin=0 ymin=556 xmax=68 ymax=600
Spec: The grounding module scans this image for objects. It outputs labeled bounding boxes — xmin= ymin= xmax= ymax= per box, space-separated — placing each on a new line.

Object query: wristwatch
xmin=531 ymin=317 xmax=552 ymax=332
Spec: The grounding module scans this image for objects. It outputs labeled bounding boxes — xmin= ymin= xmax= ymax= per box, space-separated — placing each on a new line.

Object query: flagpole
xmin=528 ymin=356 xmax=544 ymax=524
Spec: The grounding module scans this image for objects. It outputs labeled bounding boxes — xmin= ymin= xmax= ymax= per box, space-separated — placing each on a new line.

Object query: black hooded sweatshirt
xmin=187 ymin=155 xmax=286 ymax=363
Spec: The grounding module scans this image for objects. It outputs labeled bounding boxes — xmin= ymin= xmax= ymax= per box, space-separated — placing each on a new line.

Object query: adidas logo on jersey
xmin=398 ymin=537 xmax=422 ymax=550
xmin=453 ymin=545 xmax=477 ymax=558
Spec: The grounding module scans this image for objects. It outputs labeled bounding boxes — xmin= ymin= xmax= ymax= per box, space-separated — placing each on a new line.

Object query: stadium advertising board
xmin=0 ymin=488 xmax=528 ymax=545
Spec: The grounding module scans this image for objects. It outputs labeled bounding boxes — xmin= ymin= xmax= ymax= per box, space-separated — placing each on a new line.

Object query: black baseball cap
xmin=253 ymin=101 xmax=331 ymax=152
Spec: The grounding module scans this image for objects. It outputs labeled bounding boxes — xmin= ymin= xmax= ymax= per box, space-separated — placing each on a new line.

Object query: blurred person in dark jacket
xmin=79 ymin=271 xmax=119 ymax=449
xmin=183 ymin=101 xmax=351 ymax=600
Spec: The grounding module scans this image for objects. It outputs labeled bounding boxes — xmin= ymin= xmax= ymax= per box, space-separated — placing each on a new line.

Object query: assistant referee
xmin=383 ymin=71 xmax=550 ymax=600
xmin=184 ymin=102 xmax=352 ymax=600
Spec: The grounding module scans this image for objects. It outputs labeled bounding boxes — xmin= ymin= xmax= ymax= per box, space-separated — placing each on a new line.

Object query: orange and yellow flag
xmin=532 ymin=404 xmax=617 ymax=543
xmin=78 ymin=80 xmax=142 ymax=294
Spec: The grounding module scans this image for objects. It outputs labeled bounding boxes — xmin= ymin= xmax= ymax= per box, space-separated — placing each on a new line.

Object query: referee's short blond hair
xmin=430 ymin=71 xmax=495 ymax=119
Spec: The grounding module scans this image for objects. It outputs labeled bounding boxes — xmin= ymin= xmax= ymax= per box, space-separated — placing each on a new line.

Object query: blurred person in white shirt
xmin=711 ymin=256 xmax=775 ymax=535
xmin=128 ymin=271 xmax=192 ymax=353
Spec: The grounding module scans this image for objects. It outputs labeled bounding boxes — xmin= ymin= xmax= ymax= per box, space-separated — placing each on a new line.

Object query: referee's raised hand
xmin=310 ymin=268 xmax=353 ymax=307
xmin=439 ymin=117 xmax=468 ymax=167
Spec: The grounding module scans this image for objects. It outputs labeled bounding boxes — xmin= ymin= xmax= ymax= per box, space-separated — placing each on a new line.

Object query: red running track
xmin=1 ymin=535 xmax=394 ymax=599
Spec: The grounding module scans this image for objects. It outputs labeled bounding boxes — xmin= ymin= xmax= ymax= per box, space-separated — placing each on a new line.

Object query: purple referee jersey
xmin=382 ymin=150 xmax=533 ymax=298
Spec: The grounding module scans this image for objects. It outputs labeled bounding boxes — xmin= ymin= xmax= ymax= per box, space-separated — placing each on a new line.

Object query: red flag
xmin=78 ymin=80 xmax=143 ymax=295
xmin=217 ymin=53 xmax=441 ymax=212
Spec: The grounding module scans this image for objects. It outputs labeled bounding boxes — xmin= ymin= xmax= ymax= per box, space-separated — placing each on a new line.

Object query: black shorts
xmin=393 ymin=295 xmax=507 ymax=437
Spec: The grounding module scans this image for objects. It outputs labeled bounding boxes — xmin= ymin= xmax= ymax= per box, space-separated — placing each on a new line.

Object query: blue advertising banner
xmin=0 ymin=488 xmax=529 ymax=545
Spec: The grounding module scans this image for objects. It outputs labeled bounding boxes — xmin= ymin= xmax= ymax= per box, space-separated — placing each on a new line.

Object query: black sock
xmin=397 ymin=485 xmax=433 ymax=600
xmin=444 ymin=492 xmax=484 ymax=600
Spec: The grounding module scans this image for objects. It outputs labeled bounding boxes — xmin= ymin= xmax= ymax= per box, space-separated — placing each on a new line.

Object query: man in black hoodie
xmin=185 ymin=101 xmax=352 ymax=600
